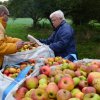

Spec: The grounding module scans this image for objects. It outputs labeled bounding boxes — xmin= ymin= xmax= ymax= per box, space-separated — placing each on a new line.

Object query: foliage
xmin=6 ymin=18 xmax=100 ymax=59
xmin=8 ymin=0 xmax=100 ymax=26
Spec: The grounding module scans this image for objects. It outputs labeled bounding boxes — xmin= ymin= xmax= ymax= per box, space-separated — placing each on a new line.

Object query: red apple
xmin=31 ymin=88 xmax=48 ymax=100
xmin=25 ymin=77 xmax=38 ymax=89
xmin=80 ymin=65 xmax=92 ymax=73
xmin=46 ymin=82 xmax=59 ymax=99
xmin=40 ymin=65 xmax=51 ymax=76
xmin=3 ymin=69 xmax=10 ymax=76
xmin=82 ymin=86 xmax=96 ymax=94
xmin=87 ymin=72 xmax=100 ymax=85
xmin=57 ymin=89 xmax=72 ymax=100
xmin=90 ymin=64 xmax=99 ymax=71
xmin=58 ymin=76 xmax=74 ymax=91
xmin=28 ymin=58 xmax=35 ymax=63
xmin=14 ymin=86 xmax=28 ymax=99
xmin=78 ymin=80 xmax=88 ymax=90
xmin=75 ymin=70 xmax=81 ymax=77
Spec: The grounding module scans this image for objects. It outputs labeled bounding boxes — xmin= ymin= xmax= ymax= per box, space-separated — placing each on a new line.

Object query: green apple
xmin=61 ymin=63 xmax=69 ymax=70
xmin=73 ymin=77 xmax=80 ymax=86
xmin=79 ymin=75 xmax=86 ymax=81
xmin=71 ymin=88 xmax=81 ymax=97
xmin=83 ymin=93 xmax=100 ymax=100
xmin=39 ymin=78 xmax=48 ymax=85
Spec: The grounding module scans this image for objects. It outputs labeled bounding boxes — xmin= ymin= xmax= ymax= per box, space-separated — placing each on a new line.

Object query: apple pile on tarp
xmin=19 ymin=42 xmax=39 ymax=52
xmin=2 ymin=58 xmax=36 ymax=78
xmin=13 ymin=57 xmax=100 ymax=100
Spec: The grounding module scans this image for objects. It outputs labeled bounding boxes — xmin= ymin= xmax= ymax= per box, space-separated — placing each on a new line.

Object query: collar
xmin=54 ymin=20 xmax=66 ymax=31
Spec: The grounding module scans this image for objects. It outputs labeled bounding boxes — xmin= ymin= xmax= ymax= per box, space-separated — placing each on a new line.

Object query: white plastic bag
xmin=0 ymin=65 xmax=40 ymax=100
xmin=3 ymin=45 xmax=54 ymax=67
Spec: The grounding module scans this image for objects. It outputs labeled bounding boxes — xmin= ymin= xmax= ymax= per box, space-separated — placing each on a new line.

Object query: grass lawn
xmin=6 ymin=18 xmax=100 ymax=59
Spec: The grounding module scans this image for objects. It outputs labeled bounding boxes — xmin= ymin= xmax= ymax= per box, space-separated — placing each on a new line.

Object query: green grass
xmin=6 ymin=18 xmax=100 ymax=59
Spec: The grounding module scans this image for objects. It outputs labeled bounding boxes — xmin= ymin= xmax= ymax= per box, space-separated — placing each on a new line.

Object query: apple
xmin=49 ymin=77 xmax=55 ymax=82
xmin=25 ymin=89 xmax=35 ymax=97
xmin=49 ymin=70 xmax=57 ymax=77
xmin=79 ymin=75 xmax=86 ymax=81
xmin=63 ymin=69 xmax=75 ymax=78
xmin=75 ymin=91 xmax=84 ymax=100
xmin=80 ymin=65 xmax=92 ymax=74
xmin=90 ymin=64 xmax=99 ymax=72
xmin=40 ymin=65 xmax=51 ymax=76
xmin=61 ymin=63 xmax=69 ymax=70
xmin=16 ymin=68 xmax=21 ymax=73
xmin=75 ymin=70 xmax=81 ymax=77
xmin=14 ymin=87 xmax=28 ymax=99
xmin=82 ymin=86 xmax=96 ymax=94
xmin=71 ymin=88 xmax=81 ymax=97
xmin=54 ymin=56 xmax=62 ymax=62
xmin=83 ymin=93 xmax=100 ymax=100
xmin=31 ymin=88 xmax=48 ymax=100
xmin=87 ymin=72 xmax=100 ymax=85
xmin=68 ymin=62 xmax=77 ymax=71
xmin=3 ymin=69 xmax=10 ymax=76
xmin=80 ymin=70 xmax=87 ymax=77
xmin=46 ymin=82 xmax=59 ymax=99
xmin=91 ymin=60 xmax=100 ymax=67
xmin=73 ymin=77 xmax=80 ymax=86
xmin=58 ymin=76 xmax=74 ymax=91
xmin=20 ymin=62 xmax=28 ymax=70
xmin=39 ymin=78 xmax=48 ymax=85
xmin=54 ymin=69 xmax=62 ymax=75
xmin=68 ymin=98 xmax=80 ymax=100
xmin=25 ymin=77 xmax=38 ymax=89
xmin=28 ymin=58 xmax=35 ymax=63
xmin=54 ymin=73 xmax=64 ymax=84
xmin=78 ymin=80 xmax=88 ymax=90
xmin=48 ymin=57 xmax=55 ymax=62
xmin=92 ymin=78 xmax=100 ymax=94
xmin=38 ymin=83 xmax=48 ymax=90
xmin=57 ymin=89 xmax=72 ymax=100
xmin=38 ymin=74 xmax=48 ymax=80
xmin=9 ymin=67 xmax=17 ymax=74
xmin=22 ymin=97 xmax=32 ymax=100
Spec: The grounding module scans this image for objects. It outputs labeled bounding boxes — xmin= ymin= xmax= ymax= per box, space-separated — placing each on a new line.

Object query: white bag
xmin=0 ymin=64 xmax=40 ymax=100
xmin=3 ymin=45 xmax=54 ymax=67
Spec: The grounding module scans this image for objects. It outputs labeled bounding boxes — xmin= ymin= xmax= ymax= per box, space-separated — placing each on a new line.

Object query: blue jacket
xmin=40 ymin=20 xmax=77 ymax=58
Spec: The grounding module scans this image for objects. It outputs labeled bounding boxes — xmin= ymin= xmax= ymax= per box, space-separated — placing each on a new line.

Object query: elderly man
xmin=0 ymin=5 xmax=24 ymax=69
xmin=39 ymin=10 xmax=78 ymax=62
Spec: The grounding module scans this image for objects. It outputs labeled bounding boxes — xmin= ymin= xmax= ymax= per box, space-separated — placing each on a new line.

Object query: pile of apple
xmin=2 ymin=59 xmax=36 ymax=78
xmin=13 ymin=57 xmax=100 ymax=100
xmin=19 ymin=42 xmax=39 ymax=52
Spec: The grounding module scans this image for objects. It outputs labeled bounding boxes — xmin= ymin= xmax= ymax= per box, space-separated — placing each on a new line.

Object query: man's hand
xmin=16 ymin=41 xmax=24 ymax=50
